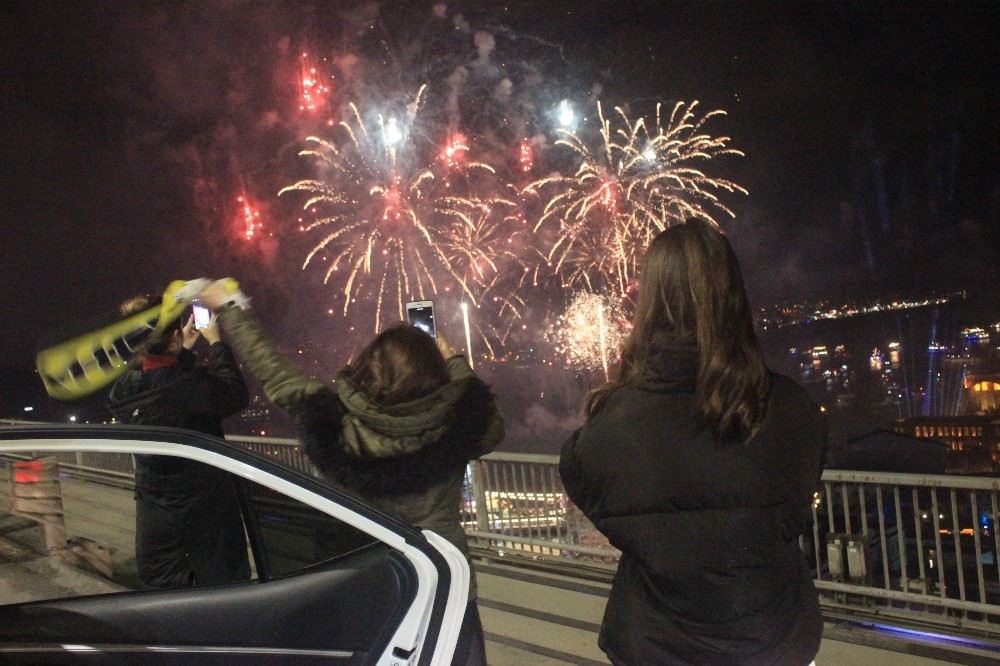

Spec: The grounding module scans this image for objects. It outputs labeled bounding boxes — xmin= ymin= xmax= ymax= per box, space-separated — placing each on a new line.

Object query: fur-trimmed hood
xmin=296 ymin=356 xmax=503 ymax=498
xmin=333 ymin=359 xmax=483 ymax=459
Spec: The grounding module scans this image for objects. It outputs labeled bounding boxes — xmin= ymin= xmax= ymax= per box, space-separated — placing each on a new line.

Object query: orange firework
xmin=545 ymin=291 xmax=630 ymax=374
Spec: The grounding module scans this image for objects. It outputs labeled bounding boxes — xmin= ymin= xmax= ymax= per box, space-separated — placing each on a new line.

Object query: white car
xmin=0 ymin=424 xmax=470 ymax=665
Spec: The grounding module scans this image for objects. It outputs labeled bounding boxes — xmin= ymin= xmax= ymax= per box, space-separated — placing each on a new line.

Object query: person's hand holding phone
xmin=181 ymin=315 xmax=200 ymax=350
xmin=192 ymin=304 xmax=212 ymax=330
xmin=405 ymin=300 xmax=436 ymax=338
xmin=436 ymin=334 xmax=458 ymax=360
xmin=201 ymin=312 xmax=221 ymax=345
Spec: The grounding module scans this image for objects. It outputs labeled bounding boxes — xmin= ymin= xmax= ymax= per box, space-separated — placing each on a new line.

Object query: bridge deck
xmin=475 ymin=556 xmax=1000 ymax=665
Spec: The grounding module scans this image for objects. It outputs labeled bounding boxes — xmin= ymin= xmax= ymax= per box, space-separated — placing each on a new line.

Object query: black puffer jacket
xmin=107 ymin=343 xmax=251 ymax=588
xmin=560 ymin=346 xmax=825 ymax=665
xmin=108 ymin=344 xmax=249 ymax=476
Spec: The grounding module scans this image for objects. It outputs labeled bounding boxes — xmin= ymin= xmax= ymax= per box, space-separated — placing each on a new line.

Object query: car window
xmin=0 ymin=446 xmax=383 ymax=606
xmin=239 ymin=477 xmax=379 ymax=578
xmin=0 ymin=452 xmax=138 ymax=603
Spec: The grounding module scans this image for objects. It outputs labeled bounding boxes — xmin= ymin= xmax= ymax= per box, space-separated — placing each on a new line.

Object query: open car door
xmin=0 ymin=425 xmax=470 ymax=665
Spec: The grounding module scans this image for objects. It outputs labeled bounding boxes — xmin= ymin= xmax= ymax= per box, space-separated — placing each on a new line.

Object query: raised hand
xmin=201 ymin=312 xmax=221 ymax=344
xmin=436 ymin=334 xmax=458 ymax=360
xmin=181 ymin=315 xmax=201 ymax=350
xmin=198 ymin=280 xmax=231 ymax=311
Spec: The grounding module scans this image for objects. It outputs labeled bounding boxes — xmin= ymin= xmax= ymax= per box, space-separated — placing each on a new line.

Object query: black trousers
xmin=134 ymin=465 xmax=251 ymax=588
xmin=452 ymin=600 xmax=487 ymax=666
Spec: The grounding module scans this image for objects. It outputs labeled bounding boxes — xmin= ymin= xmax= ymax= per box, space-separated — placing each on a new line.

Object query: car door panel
xmin=0 ymin=544 xmax=416 ymax=662
xmin=0 ymin=426 xmax=469 ymax=665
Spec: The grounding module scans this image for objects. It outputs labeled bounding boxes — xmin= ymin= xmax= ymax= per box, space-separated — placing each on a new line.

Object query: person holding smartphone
xmin=108 ymin=296 xmax=251 ymax=589
xmin=196 ymin=282 xmax=503 ymax=666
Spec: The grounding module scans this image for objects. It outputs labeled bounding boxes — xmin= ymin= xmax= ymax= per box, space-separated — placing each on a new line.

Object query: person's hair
xmin=119 ymin=294 xmax=182 ymax=356
xmin=585 ymin=218 xmax=771 ymax=442
xmin=348 ymin=323 xmax=450 ymax=406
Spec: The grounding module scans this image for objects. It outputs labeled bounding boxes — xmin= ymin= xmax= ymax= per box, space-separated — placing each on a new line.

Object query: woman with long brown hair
xmin=197 ymin=283 xmax=503 ymax=666
xmin=561 ymin=218 xmax=825 ymax=665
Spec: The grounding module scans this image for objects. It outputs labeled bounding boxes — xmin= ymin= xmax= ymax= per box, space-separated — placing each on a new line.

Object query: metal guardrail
xmin=4 ymin=423 xmax=1000 ymax=636
xmin=471 ymin=455 xmax=1000 ymax=634
xmin=814 ymin=470 xmax=1000 ymax=633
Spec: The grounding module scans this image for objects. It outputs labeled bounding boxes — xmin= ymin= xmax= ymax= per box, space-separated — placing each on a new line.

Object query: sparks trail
xmin=297 ymin=51 xmax=333 ymax=117
xmin=236 ymin=193 xmax=264 ymax=242
xmin=526 ymin=100 xmax=747 ymax=295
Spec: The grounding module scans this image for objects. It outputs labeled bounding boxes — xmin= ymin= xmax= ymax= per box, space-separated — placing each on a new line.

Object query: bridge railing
xmin=469 ymin=453 xmax=1000 ymax=634
xmin=814 ymin=470 xmax=1000 ymax=634
xmin=4 ymin=424 xmax=1000 ymax=636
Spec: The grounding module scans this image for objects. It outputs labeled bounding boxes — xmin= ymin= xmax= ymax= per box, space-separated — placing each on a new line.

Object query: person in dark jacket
xmin=108 ymin=295 xmax=251 ymax=589
xmin=560 ymin=219 xmax=825 ymax=665
xmin=196 ymin=281 xmax=505 ymax=666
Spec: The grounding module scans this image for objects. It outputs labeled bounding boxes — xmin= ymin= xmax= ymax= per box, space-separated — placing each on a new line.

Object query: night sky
xmin=2 ymin=1 xmax=998 ymax=369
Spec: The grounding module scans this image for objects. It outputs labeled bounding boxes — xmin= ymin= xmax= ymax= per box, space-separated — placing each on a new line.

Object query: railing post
xmin=471 ymin=460 xmax=490 ymax=532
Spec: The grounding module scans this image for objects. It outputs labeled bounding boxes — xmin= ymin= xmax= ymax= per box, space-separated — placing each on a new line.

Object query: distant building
xmin=963 ymin=372 xmax=1000 ymax=414
xmin=894 ymin=415 xmax=1000 ymax=473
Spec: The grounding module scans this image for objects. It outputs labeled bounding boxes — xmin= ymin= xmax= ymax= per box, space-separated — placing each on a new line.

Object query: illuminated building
xmin=963 ymin=372 xmax=1000 ymax=415
xmin=894 ymin=416 xmax=1000 ymax=473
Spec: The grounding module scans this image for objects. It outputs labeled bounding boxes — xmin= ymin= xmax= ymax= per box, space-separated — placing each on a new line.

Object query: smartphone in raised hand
xmin=192 ymin=304 xmax=212 ymax=331
xmin=405 ymin=300 xmax=436 ymax=338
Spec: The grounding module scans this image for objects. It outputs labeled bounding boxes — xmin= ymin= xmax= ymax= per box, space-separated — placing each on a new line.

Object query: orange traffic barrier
xmin=14 ymin=459 xmax=48 ymax=484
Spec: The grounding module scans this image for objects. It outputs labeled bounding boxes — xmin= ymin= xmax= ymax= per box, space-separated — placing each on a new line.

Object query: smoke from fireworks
xmin=527 ymin=101 xmax=747 ymax=295
xmin=546 ymin=291 xmax=629 ymax=373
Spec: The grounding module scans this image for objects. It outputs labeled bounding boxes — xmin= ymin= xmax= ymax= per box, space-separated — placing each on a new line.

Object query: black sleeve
xmin=203 ymin=341 xmax=251 ymax=418
xmin=441 ymin=379 xmax=503 ymax=462
xmin=559 ymin=427 xmax=594 ymax=520
xmin=782 ymin=389 xmax=828 ymax=540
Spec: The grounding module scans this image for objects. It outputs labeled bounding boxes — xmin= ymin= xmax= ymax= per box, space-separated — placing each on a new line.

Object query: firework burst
xmin=435 ymin=191 xmax=531 ymax=353
xmin=297 ymin=51 xmax=333 ymax=118
xmin=546 ymin=291 xmax=630 ymax=376
xmin=235 ymin=192 xmax=264 ymax=241
xmin=527 ymin=100 xmax=747 ymax=295
xmin=281 ymin=86 xmax=520 ymax=334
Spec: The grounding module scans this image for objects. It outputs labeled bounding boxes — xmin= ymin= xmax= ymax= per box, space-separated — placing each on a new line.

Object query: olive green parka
xmin=218 ymin=308 xmax=504 ymax=596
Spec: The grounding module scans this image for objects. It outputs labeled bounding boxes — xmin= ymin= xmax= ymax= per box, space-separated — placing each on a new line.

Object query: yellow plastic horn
xmin=35 ymin=278 xmax=236 ymax=401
